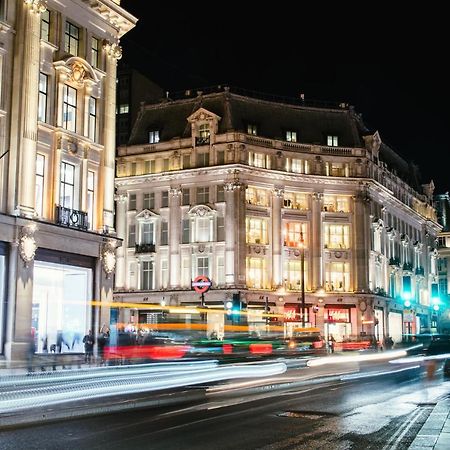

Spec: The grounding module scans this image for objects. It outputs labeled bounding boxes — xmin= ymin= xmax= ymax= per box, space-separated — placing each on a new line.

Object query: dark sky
xmin=119 ymin=2 xmax=448 ymax=193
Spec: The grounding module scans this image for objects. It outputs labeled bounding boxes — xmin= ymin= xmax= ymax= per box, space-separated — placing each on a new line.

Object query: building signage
xmin=191 ymin=275 xmax=212 ymax=294
xmin=326 ymin=308 xmax=350 ymax=323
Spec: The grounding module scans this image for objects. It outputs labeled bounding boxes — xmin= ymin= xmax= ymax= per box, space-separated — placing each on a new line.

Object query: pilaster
xmin=311 ymin=192 xmax=323 ymax=290
xmin=169 ymin=186 xmax=182 ymax=288
xmin=272 ymin=186 xmax=283 ymax=287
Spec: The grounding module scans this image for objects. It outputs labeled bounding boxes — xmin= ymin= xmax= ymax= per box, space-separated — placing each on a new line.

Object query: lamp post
xmin=300 ymin=230 xmax=306 ymax=328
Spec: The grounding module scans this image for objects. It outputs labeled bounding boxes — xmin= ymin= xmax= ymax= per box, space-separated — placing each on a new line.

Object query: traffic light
xmin=431 ymin=283 xmax=440 ymax=311
xmin=402 ymin=276 xmax=412 ymax=307
xmin=232 ymin=293 xmax=241 ymax=314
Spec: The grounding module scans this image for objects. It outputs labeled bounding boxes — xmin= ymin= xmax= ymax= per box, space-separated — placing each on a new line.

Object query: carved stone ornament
xmin=19 ymin=224 xmax=37 ymax=266
xmin=24 ymin=0 xmax=47 ymax=14
xmin=103 ymin=41 xmax=122 ymax=60
xmin=69 ymin=61 xmax=86 ymax=86
xmin=101 ymin=239 xmax=117 ymax=277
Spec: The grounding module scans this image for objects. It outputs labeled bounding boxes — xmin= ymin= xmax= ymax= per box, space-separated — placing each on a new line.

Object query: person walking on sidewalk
xmin=328 ymin=334 xmax=336 ymax=354
xmin=83 ymin=329 xmax=94 ymax=364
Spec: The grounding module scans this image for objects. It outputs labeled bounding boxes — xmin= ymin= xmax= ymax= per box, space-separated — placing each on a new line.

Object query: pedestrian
xmin=97 ymin=325 xmax=109 ymax=365
xmin=386 ymin=336 xmax=394 ymax=350
xmin=83 ymin=329 xmax=94 ymax=364
xmin=328 ymin=334 xmax=336 ymax=354
xmin=27 ymin=328 xmax=36 ymax=373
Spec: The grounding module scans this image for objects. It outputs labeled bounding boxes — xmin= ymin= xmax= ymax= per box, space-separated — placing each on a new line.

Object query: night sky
xmin=119 ymin=2 xmax=448 ymax=194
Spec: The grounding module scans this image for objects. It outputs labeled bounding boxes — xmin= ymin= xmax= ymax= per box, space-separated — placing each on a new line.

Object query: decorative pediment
xmin=135 ymin=209 xmax=160 ymax=221
xmin=188 ymin=205 xmax=215 ymax=217
xmin=187 ymin=107 xmax=221 ymax=124
xmin=54 ymin=57 xmax=99 ymax=88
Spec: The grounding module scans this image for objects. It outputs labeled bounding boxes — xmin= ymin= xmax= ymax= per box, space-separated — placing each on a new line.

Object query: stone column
xmin=15 ymin=1 xmax=46 ymax=217
xmin=353 ymin=189 xmax=371 ymax=292
xmin=101 ymin=42 xmax=122 ymax=231
xmin=114 ymin=194 xmax=128 ymax=289
xmin=311 ymin=193 xmax=323 ymax=290
xmin=169 ymin=186 xmax=182 ymax=288
xmin=272 ymin=186 xmax=284 ymax=287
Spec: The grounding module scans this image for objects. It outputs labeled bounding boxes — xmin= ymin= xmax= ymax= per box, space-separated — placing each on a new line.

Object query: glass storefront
xmin=32 ymin=260 xmax=92 ymax=353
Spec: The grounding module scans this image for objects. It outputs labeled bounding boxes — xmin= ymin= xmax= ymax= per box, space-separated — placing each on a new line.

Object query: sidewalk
xmin=409 ymin=396 xmax=450 ymax=449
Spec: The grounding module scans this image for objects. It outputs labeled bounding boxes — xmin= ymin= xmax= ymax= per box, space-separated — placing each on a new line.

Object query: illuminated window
xmin=195 ymin=217 xmax=211 ymax=242
xmin=60 ymin=162 xmax=75 ymax=209
xmin=283 ymin=192 xmax=308 ymax=210
xmin=62 ymin=84 xmax=77 ymax=132
xmin=327 ymin=135 xmax=338 ymax=147
xmin=323 ymin=224 xmax=350 ymax=249
xmin=149 ymin=130 xmax=159 ymax=143
xmin=246 ymin=218 xmax=268 ymax=244
xmin=246 ymin=257 xmax=268 ymax=289
xmin=196 ymin=124 xmax=210 ymax=145
xmin=248 ymin=152 xmax=270 ymax=169
xmin=141 ymin=222 xmax=154 ymax=244
xmin=286 ymin=130 xmax=297 ymax=142
xmin=284 ymin=222 xmax=307 ymax=248
xmin=247 ymin=123 xmax=257 ymax=135
xmin=38 ymin=73 xmax=48 ymax=122
xmin=144 ymin=160 xmax=156 ymax=174
xmin=40 ymin=9 xmax=50 ymax=41
xmin=323 ymin=195 xmax=350 ymax=213
xmin=91 ymin=37 xmax=99 ymax=68
xmin=141 ymin=261 xmax=154 ymax=290
xmin=326 ymin=162 xmax=348 ymax=177
xmin=284 ymin=260 xmax=308 ymax=291
xmin=119 ymin=104 xmax=129 ymax=114
xmin=87 ymin=171 xmax=95 ymax=229
xmin=324 ymin=262 xmax=349 ymax=292
xmin=35 ymin=154 xmax=45 ymax=217
xmin=88 ymin=97 xmax=97 ymax=141
xmin=64 ymin=21 xmax=79 ymax=56
xmin=246 ymin=187 xmax=269 ymax=206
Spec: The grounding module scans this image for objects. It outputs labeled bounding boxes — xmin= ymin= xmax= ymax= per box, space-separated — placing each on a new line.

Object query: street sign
xmin=192 ymin=275 xmax=212 ymax=294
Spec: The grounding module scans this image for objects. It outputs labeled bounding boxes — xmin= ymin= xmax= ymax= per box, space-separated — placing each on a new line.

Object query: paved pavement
xmin=409 ymin=396 xmax=450 ymax=449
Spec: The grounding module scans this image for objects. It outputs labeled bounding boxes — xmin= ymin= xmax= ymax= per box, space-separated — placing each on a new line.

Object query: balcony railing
xmin=195 ymin=136 xmax=210 ymax=146
xmin=55 ymin=206 xmax=88 ymax=231
xmin=389 ymin=257 xmax=400 ymax=267
xmin=402 ymin=262 xmax=413 ymax=272
xmin=135 ymin=243 xmax=156 ymax=254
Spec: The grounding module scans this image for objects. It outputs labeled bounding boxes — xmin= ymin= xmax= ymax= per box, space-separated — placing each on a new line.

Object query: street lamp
xmin=300 ymin=229 xmax=306 ymax=328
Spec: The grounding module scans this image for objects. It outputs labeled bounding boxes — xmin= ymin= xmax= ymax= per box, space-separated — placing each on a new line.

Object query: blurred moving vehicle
xmin=279 ymin=334 xmax=326 ymax=355
xmin=444 ymin=358 xmax=450 ymax=377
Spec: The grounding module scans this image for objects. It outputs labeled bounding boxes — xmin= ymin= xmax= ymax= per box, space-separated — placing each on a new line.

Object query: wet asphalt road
xmin=1 ymin=362 xmax=449 ymax=450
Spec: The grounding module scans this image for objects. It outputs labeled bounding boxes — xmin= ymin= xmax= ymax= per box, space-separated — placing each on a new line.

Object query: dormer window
xmin=149 ymin=130 xmax=160 ymax=144
xmin=286 ymin=130 xmax=297 ymax=142
xmin=196 ymin=123 xmax=210 ymax=145
xmin=247 ymin=123 xmax=258 ymax=135
xmin=327 ymin=135 xmax=339 ymax=147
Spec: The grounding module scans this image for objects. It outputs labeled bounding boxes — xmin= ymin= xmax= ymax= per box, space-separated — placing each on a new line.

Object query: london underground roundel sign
xmin=192 ymin=275 xmax=212 ymax=294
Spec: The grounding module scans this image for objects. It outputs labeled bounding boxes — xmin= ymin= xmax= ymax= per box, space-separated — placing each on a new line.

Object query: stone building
xmin=114 ymin=87 xmax=440 ymax=344
xmin=0 ymin=0 xmax=135 ymax=365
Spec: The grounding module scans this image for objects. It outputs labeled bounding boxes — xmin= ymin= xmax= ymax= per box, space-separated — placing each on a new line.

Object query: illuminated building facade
xmin=115 ymin=87 xmax=441 ymax=344
xmin=0 ymin=0 xmax=135 ymax=365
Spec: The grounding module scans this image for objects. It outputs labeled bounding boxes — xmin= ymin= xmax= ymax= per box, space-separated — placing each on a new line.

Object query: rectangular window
xmin=286 ymin=131 xmax=297 ymax=142
xmin=182 ymin=219 xmax=190 ymax=244
xmin=64 ymin=21 xmax=79 ymax=56
xmin=217 ymin=151 xmax=225 ymax=165
xmin=41 ymin=9 xmax=50 ymax=41
xmin=283 ymin=192 xmax=308 ymax=210
xmin=284 ymin=222 xmax=307 ymax=248
xmin=246 ymin=218 xmax=268 ymax=244
xmin=141 ymin=261 xmax=153 ymax=290
xmin=91 ymin=37 xmax=99 ymax=68
xmin=161 ymin=191 xmax=169 ymax=208
xmin=60 ymin=162 xmax=75 ymax=209
xmin=119 ymin=104 xmax=129 ymax=114
xmin=327 ymin=135 xmax=339 ymax=147
xmin=246 ymin=187 xmax=269 ymax=206
xmin=197 ymin=187 xmax=209 ymax=204
xmin=183 ymin=154 xmax=191 ymax=169
xmin=216 ymin=185 xmax=225 ymax=202
xmin=88 ymin=97 xmax=97 ymax=141
xmin=323 ymin=195 xmax=350 ymax=213
xmin=128 ymin=193 xmax=136 ymax=210
xmin=284 ymin=260 xmax=308 ymax=291
xmin=141 ymin=222 xmax=154 ymax=244
xmin=196 ymin=152 xmax=209 ymax=167
xmin=149 ymin=130 xmax=160 ymax=143
xmin=246 ymin=257 xmax=267 ymax=289
xmin=197 ymin=256 xmax=209 ymax=277
xmin=163 ymin=158 xmax=169 ymax=171
xmin=253 ymin=153 xmax=266 ymax=168
xmin=38 ymin=73 xmax=48 ymax=123
xmin=325 ymin=262 xmax=350 ymax=292
xmin=247 ymin=123 xmax=257 ymax=135
xmin=35 ymin=154 xmax=45 ymax=216
xmin=196 ymin=124 xmax=210 ymax=145
xmin=63 ymin=84 xmax=77 ymax=132
xmin=143 ymin=192 xmax=155 ymax=209
xmin=217 ymin=217 xmax=225 ymax=241
xmin=161 ymin=221 xmax=168 ymax=245
xmin=182 ymin=188 xmax=190 ymax=206
xmin=87 ymin=171 xmax=95 ymax=229
xmin=144 ymin=160 xmax=156 ymax=174
xmin=196 ymin=217 xmax=211 ymax=242
xmin=128 ymin=224 xmax=136 ymax=247
xmin=323 ymin=224 xmax=350 ymax=249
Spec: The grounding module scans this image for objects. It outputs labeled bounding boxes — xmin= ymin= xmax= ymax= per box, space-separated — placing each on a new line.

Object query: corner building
xmin=115 ymin=88 xmax=440 ymax=345
xmin=0 ymin=0 xmax=135 ymax=365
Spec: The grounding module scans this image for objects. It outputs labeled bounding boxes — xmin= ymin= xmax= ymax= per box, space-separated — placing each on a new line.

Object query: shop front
xmin=324 ymin=306 xmax=352 ymax=342
xmin=388 ymin=310 xmax=403 ymax=343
